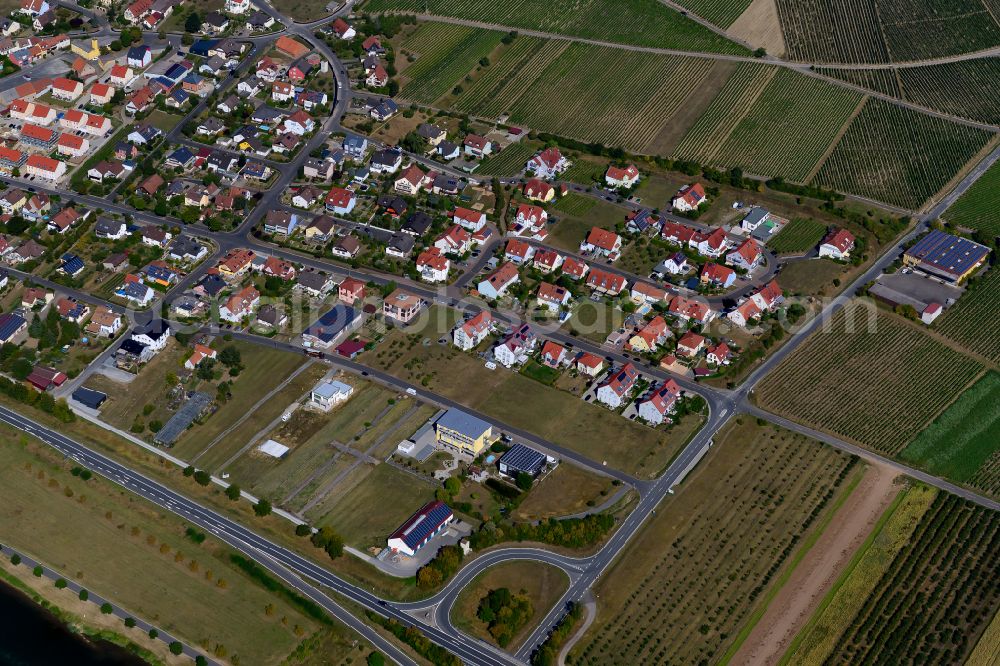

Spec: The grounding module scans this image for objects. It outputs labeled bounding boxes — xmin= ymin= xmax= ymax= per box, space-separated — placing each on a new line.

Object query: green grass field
xmin=899 ymin=372 xmax=999 ymax=494
xmin=756 ymin=303 xmax=984 ymax=456
xmin=814 ymin=98 xmax=994 ymax=209
xmin=936 ymin=268 xmax=1000 ymax=363
xmin=711 ymin=68 xmax=862 ymax=181
xmin=571 ymin=419 xmax=857 ymax=665
xmin=946 ymin=160 xmax=1000 ymax=236
xmin=766 ymin=218 xmax=828 ymax=254
xmin=363 ymin=0 xmax=748 ymax=53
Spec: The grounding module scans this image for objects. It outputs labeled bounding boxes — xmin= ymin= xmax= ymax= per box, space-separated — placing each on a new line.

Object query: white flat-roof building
xmin=310 ymin=379 xmax=354 ymax=411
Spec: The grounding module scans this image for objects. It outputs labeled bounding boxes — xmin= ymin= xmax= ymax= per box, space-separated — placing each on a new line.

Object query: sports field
xmin=570 ymin=419 xmax=857 ymax=664
xmin=755 ymin=303 xmax=984 ymax=455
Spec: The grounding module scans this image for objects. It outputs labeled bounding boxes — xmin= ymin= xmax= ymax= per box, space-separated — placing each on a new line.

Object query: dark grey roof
xmin=154 ymin=391 xmax=213 ymax=445
xmin=499 ymin=443 xmax=546 ymax=476
xmin=72 ymin=387 xmax=107 ymax=410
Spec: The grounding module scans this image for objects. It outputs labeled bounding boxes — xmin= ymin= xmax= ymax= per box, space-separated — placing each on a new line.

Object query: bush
xmin=225 ymin=484 xmax=241 ymax=500
xmin=183 ymin=466 xmax=195 ymax=477
xmin=101 ymin=602 xmax=113 ymax=614
xmin=55 ymin=578 xmax=67 ymax=589
xmin=124 ymin=617 xmax=136 ymax=628
xmin=79 ymin=589 xmax=88 ymax=601
xmin=193 ymin=470 xmax=211 ymax=486
xmin=254 ymin=498 xmax=272 ymax=517
xmin=295 ymin=523 xmax=312 ymax=537
xmin=149 ymin=628 xmax=158 ymax=639
xmin=10 ymin=554 xmax=20 ymax=565
xmin=32 ymin=565 xmax=42 ymax=577
xmin=169 ymin=641 xmax=183 ymax=655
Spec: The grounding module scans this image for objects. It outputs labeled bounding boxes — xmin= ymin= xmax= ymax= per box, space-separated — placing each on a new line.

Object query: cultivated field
xmin=450 ymin=36 xmax=553 ymax=114
xmin=475 ymin=142 xmax=537 ymax=177
xmin=946 ymin=160 xmax=1000 ymax=236
xmin=570 ymin=419 xmax=858 ymax=665
xmin=781 ymin=483 xmax=938 ymax=665
xmin=897 ymin=58 xmax=1000 ymax=125
xmin=362 ymin=0 xmax=748 ymax=53
xmin=900 ymin=372 xmax=1000 ymax=496
xmin=674 ymin=0 xmax=754 ymax=26
xmin=936 ymin=268 xmax=1000 ymax=363
xmin=673 ymin=62 xmax=776 ymax=163
xmin=766 ymin=217 xmax=827 ymax=253
xmin=711 ymin=68 xmax=862 ymax=180
xmin=813 ymin=98 xmax=994 ymax=209
xmin=397 ymin=23 xmax=501 ymax=104
xmin=824 ymin=493 xmax=1000 ymax=664
xmin=816 ymin=67 xmax=902 ymax=96
xmin=755 ymin=303 xmax=984 ymax=455
xmin=503 ymin=45 xmax=711 ymax=152
xmin=776 ymin=0 xmax=1000 ymax=64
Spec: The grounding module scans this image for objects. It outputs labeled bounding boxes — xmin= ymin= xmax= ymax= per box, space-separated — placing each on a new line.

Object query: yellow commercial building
xmin=434 ymin=409 xmax=494 ymax=456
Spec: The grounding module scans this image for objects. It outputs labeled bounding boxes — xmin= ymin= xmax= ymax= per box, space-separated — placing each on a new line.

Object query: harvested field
xmin=569 ymin=418 xmax=857 ymax=665
xmin=755 ymin=302 xmax=984 ymax=455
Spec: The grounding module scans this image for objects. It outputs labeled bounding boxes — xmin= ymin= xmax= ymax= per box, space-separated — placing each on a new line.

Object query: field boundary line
xmin=775 ymin=482 xmax=913 ymax=666
xmin=879 ymin=302 xmax=999 ymax=371
xmin=805 ymin=95 xmax=870 ymax=182
xmin=717 ymin=463 xmax=867 ymax=664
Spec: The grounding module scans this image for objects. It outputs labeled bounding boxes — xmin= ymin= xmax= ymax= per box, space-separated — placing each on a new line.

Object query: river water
xmin=0 ymin=578 xmax=145 ymax=665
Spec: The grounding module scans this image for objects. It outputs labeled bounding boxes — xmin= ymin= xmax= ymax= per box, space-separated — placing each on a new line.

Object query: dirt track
xmin=730 ymin=461 xmax=900 ymax=666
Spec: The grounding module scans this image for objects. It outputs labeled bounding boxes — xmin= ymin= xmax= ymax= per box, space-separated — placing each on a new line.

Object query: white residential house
xmin=492 ymin=324 xmax=536 ymax=368
xmin=819 ymin=228 xmax=855 ymax=260
xmin=453 ymin=311 xmax=493 ymax=351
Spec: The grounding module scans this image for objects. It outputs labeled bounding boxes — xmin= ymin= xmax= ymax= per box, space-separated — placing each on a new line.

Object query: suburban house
xmin=477 ymin=262 xmax=520 ymax=300
xmin=526 ymin=147 xmax=567 ymax=179
xmin=819 ymin=228 xmax=856 ymax=260
xmin=561 ymin=257 xmax=590 ymax=280
xmin=630 ymin=282 xmax=669 ymax=307
xmin=637 ymin=379 xmax=682 ymax=425
xmin=595 ymin=363 xmax=639 ymax=409
xmin=672 ymin=183 xmax=707 ymax=212
xmin=586 ymin=268 xmax=627 ymax=295
xmin=301 ymin=304 xmax=362 ymax=349
xmin=574 ymin=352 xmax=604 ymax=377
xmin=0 ymin=312 xmax=27 ymax=345
xmin=726 ymin=238 xmax=763 ymax=271
xmin=498 ymin=444 xmax=547 ymax=479
xmin=536 ymin=282 xmax=570 ymax=312
xmin=453 ymin=207 xmax=486 ymax=232
xmin=628 ymin=315 xmax=669 ymax=352
xmin=667 ymin=295 xmax=716 ymax=324
xmin=310 ymin=379 xmax=354 ymax=411
xmin=727 ymin=280 xmax=784 ymax=327
xmin=706 ymin=342 xmax=732 ymax=366
xmin=382 ymin=288 xmax=422 ymax=324
xmin=115 ymin=275 xmax=153 ymax=305
xmin=394 ymin=164 xmax=425 ymax=195
xmin=325 ymin=186 xmax=356 ymax=215
xmin=338 ymin=277 xmax=365 ymax=303
xmin=504 ymin=238 xmax=535 ymax=264
xmin=701 ymin=263 xmax=736 ymax=288
xmin=463 ymin=134 xmax=491 ymax=158
xmin=84 ymin=306 xmax=122 ymax=338
xmin=184 ymin=344 xmax=217 ymax=370
xmin=690 ymin=228 xmax=729 ymax=258
xmin=532 ymin=249 xmax=563 ymax=274
xmin=453 ymin=311 xmax=494 ymax=351
xmin=264 ymin=210 xmax=298 ymax=236
xmin=219 ymin=285 xmax=261 ymax=322
xmin=522 ymin=178 xmax=554 ymax=202
xmin=493 ymin=323 xmax=536 ymax=368
xmin=415 ymin=247 xmax=450 ymax=283
xmin=540 ymin=340 xmax=568 ymax=367
xmin=511 ymin=203 xmax=548 ymax=240
xmin=580 ymin=227 xmax=622 ymax=261
xmin=605 ymin=164 xmax=640 ymax=189
xmin=434 ymin=225 xmax=472 ymax=255
xmin=676 ymin=331 xmax=706 ymax=357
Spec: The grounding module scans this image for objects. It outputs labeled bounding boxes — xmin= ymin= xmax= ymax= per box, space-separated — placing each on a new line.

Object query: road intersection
xmin=1 ymin=1 xmax=999 ymax=664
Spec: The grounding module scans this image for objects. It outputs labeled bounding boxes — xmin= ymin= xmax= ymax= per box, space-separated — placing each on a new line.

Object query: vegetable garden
xmin=755 ymin=303 xmax=984 ymax=455
xmin=571 ymin=419 xmax=857 ymax=666
xmin=825 ymin=493 xmax=1000 ymax=665
xmin=813 ymin=98 xmax=993 ymax=209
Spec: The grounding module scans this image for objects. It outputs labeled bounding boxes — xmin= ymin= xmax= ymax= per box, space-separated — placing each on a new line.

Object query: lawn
xmin=562 ymin=300 xmax=627 ymax=345
xmin=519 ymin=359 xmax=560 ymax=385
xmin=366 ymin=317 xmax=704 ymax=477
xmin=755 ymin=303 xmax=984 ymax=456
xmin=766 ymin=218 xmax=827 ymax=254
xmin=899 ymin=372 xmax=1000 ymax=495
xmin=145 ymin=110 xmax=183 ymax=133
xmin=307 ymin=463 xmax=437 ymax=550
xmin=512 ymin=463 xmax=617 ymax=521
xmin=0 ymin=423 xmax=330 ymax=664
xmin=570 ymin=418 xmax=857 ymax=665
xmin=451 ymin=561 xmax=569 ymax=650
xmin=547 ymin=194 xmax=625 ymax=252
xmin=775 ymin=258 xmax=847 ymax=298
